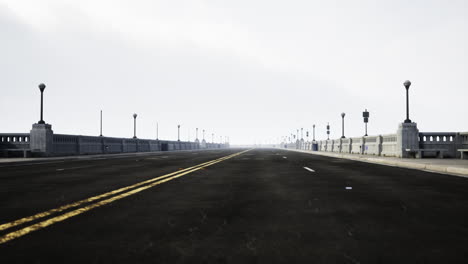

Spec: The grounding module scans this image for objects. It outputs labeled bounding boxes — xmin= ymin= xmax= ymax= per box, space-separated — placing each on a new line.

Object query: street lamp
xmin=156 ymin=122 xmax=159 ymax=140
xmin=404 ymin=80 xmax=412 ymax=123
xmin=341 ymin=112 xmax=346 ymax=139
xmin=326 ymin=123 xmax=330 ymax=140
xmin=196 ymin=128 xmax=199 ymax=140
xmin=38 ymin=83 xmax=46 ymax=124
xmin=133 ymin=113 xmax=137 ymax=138
xmin=363 ymin=109 xmax=370 ymax=136
xmin=203 ymin=129 xmax=205 ymax=140
xmin=313 ymin=124 xmax=316 ymax=141
xmin=100 ymin=110 xmax=103 ymax=137
xmin=212 ymin=133 xmax=214 ymax=143
xmin=301 ymin=128 xmax=303 ymax=140
xmin=177 ymin=125 xmax=180 ymax=141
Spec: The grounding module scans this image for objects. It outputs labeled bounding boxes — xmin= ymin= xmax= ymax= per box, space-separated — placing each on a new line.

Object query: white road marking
xmin=346 ymin=187 xmax=353 ymax=190
xmin=283 ymin=156 xmax=287 ymax=159
xmin=303 ymin=167 xmax=315 ymax=172
xmin=56 ymin=165 xmax=93 ymax=172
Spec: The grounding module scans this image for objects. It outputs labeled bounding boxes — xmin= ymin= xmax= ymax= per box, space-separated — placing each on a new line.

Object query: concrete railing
xmin=418 ymin=132 xmax=460 ymax=158
xmin=350 ymin=137 xmax=363 ymax=154
xmin=381 ymin=134 xmax=397 ymax=157
xmin=341 ymin=138 xmax=351 ymax=154
xmin=281 ymin=122 xmax=468 ymax=159
xmin=0 ymin=133 xmax=31 ymax=150
xmin=0 ymin=131 xmax=227 ymax=157
xmin=332 ymin=139 xmax=341 ymax=153
xmin=363 ymin=136 xmax=381 ymax=156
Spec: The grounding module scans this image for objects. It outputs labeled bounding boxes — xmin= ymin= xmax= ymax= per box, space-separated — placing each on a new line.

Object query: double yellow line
xmin=0 ymin=149 xmax=250 ymax=245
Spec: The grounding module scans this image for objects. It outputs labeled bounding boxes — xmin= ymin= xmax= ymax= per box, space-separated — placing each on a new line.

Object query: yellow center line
xmin=0 ymin=152 xmax=242 ymax=232
xmin=0 ymin=149 xmax=250 ymax=244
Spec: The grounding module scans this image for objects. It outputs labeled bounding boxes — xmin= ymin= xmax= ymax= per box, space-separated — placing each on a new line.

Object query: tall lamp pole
xmin=203 ymin=129 xmax=205 ymax=140
xmin=326 ymin=123 xmax=330 ymax=140
xmin=363 ymin=109 xmax=369 ymax=136
xmin=133 ymin=113 xmax=138 ymax=139
xmin=313 ymin=124 xmax=316 ymax=141
xmin=100 ymin=110 xmax=103 ymax=137
xmin=156 ymin=122 xmax=159 ymax=140
xmin=301 ymin=128 xmax=303 ymax=140
xmin=341 ymin=112 xmax=346 ymax=139
xmin=404 ymin=80 xmax=412 ymax=123
xmin=212 ymin=133 xmax=214 ymax=143
xmin=177 ymin=125 xmax=180 ymax=141
xmin=196 ymin=128 xmax=199 ymax=140
xmin=38 ymin=83 xmax=46 ymax=124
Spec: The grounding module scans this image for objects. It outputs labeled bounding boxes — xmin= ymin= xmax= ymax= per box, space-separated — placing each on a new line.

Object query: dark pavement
xmin=1 ymin=148 xmax=468 ymax=263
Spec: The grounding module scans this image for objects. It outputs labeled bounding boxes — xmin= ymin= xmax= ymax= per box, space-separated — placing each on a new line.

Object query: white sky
xmin=1 ymin=0 xmax=467 ymax=144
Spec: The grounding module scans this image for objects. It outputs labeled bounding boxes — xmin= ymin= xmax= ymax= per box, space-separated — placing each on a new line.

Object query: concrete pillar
xmin=30 ymin=123 xmax=54 ymax=156
xmin=377 ymin=135 xmax=383 ymax=156
xmin=397 ymin=122 xmax=419 ymax=158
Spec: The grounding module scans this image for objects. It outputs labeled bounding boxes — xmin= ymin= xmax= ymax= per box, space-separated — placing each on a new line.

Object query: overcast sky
xmin=1 ymin=0 xmax=467 ymax=144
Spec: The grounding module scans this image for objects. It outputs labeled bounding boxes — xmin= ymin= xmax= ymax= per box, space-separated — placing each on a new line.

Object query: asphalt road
xmin=1 ymin=148 xmax=468 ymax=263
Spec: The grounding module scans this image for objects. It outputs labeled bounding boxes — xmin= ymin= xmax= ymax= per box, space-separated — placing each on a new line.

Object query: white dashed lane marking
xmin=303 ymin=167 xmax=315 ymax=172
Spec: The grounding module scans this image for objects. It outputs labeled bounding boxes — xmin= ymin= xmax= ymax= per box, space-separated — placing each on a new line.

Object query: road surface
xmin=1 ymin=148 xmax=468 ymax=263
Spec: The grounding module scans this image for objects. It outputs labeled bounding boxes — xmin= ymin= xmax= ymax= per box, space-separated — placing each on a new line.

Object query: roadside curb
xmin=284 ymin=149 xmax=468 ymax=178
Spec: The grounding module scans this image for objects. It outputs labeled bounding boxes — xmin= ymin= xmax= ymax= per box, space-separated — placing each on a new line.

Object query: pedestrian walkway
xmin=288 ymin=149 xmax=468 ymax=178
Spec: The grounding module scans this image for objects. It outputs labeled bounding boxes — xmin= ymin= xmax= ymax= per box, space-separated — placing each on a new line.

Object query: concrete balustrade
xmin=281 ymin=122 xmax=467 ymax=159
xmin=418 ymin=132 xmax=458 ymax=158
xmin=0 ymin=126 xmax=226 ymax=157
xmin=363 ymin=136 xmax=381 ymax=156
xmin=332 ymin=139 xmax=341 ymax=153
xmin=381 ymin=134 xmax=398 ymax=157
xmin=341 ymin=138 xmax=352 ymax=154
xmin=350 ymin=137 xmax=364 ymax=154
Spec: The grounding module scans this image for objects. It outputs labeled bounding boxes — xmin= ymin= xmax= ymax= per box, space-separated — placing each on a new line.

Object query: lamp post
xmin=313 ymin=124 xmax=316 ymax=141
xmin=296 ymin=129 xmax=299 ymax=141
xmin=196 ymin=128 xmax=199 ymax=140
xmin=38 ymin=83 xmax=46 ymax=124
xmin=404 ymin=80 xmax=412 ymax=123
xmin=156 ymin=122 xmax=159 ymax=140
xmin=326 ymin=123 xmax=330 ymax=140
xmin=100 ymin=110 xmax=103 ymax=137
xmin=363 ymin=109 xmax=369 ymax=136
xmin=301 ymin=128 xmax=303 ymax=140
xmin=341 ymin=112 xmax=346 ymax=139
xmin=212 ymin=133 xmax=214 ymax=143
xmin=203 ymin=129 xmax=205 ymax=140
xmin=177 ymin=125 xmax=180 ymax=141
xmin=133 ymin=113 xmax=137 ymax=139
